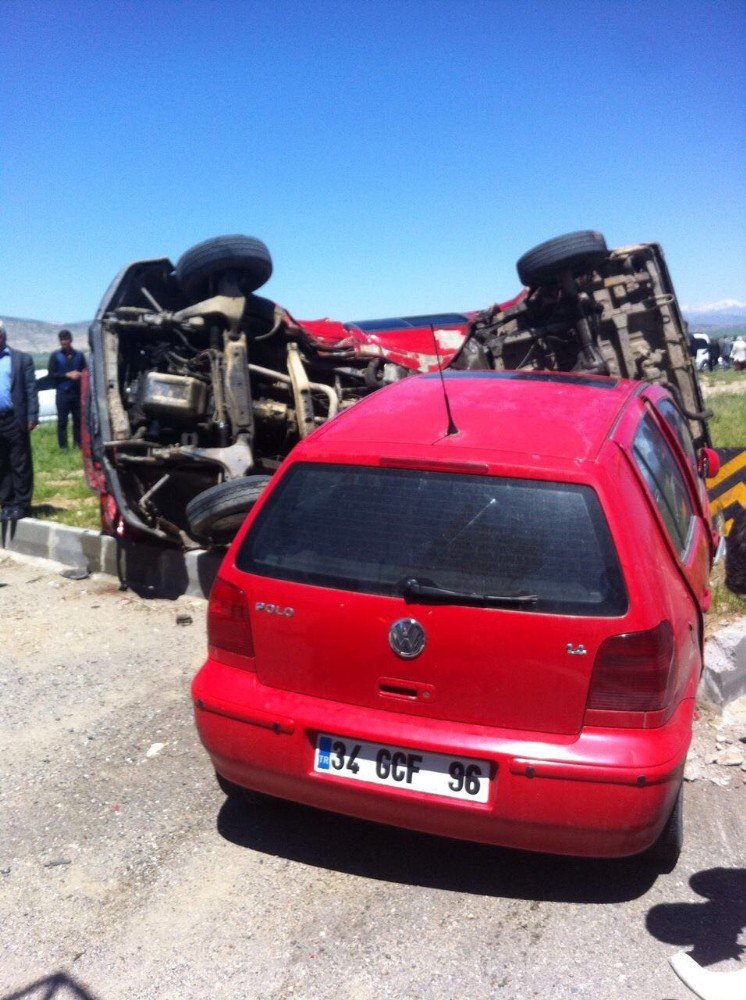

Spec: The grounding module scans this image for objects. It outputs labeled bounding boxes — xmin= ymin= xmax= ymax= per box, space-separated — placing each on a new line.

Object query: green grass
xmin=698 ymin=367 xmax=746 ymax=445
xmin=707 ymin=393 xmax=746 ymax=449
xmin=30 ymin=424 xmax=101 ymax=529
xmin=698 ymin=368 xmax=744 ymax=390
xmin=708 ymin=562 xmax=746 ymax=632
xmin=691 ymin=370 xmax=746 ymax=622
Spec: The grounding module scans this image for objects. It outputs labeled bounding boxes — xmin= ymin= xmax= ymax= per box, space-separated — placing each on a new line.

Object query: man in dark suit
xmin=47 ymin=328 xmax=87 ymax=448
xmin=0 ymin=320 xmax=39 ymax=520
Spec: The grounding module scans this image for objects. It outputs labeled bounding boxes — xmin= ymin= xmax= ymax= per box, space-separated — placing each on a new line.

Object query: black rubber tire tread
xmin=215 ymin=771 xmax=256 ymax=802
xmin=517 ymin=230 xmax=608 ymax=287
xmin=646 ymin=783 xmax=684 ymax=871
xmin=175 ymin=235 xmax=273 ymax=296
xmin=186 ymin=475 xmax=272 ymax=546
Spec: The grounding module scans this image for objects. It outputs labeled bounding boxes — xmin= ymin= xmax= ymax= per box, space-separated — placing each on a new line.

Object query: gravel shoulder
xmin=1 ymin=551 xmax=744 ymax=1000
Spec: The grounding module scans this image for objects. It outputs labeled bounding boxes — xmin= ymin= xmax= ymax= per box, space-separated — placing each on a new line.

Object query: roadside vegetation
xmin=701 ymin=372 xmax=746 ymax=447
xmin=699 ymin=368 xmax=746 ymax=624
xmin=699 ymin=368 xmax=743 ymax=390
xmin=30 ymin=425 xmax=100 ymax=529
xmin=709 ymin=561 xmax=744 ymax=626
xmin=709 ymin=393 xmax=746 ymax=448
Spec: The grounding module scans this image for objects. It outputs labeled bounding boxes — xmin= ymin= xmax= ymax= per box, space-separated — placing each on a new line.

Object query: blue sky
xmin=2 ymin=0 xmax=744 ymax=323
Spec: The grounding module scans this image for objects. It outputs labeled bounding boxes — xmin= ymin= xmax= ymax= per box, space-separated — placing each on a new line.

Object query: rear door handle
xmin=378 ymin=677 xmax=435 ymax=703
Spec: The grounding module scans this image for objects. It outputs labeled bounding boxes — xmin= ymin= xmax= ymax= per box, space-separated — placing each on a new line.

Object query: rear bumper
xmin=192 ymin=658 xmax=693 ymax=858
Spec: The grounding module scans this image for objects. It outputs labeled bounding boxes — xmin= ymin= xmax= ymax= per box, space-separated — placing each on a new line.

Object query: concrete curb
xmin=2 ymin=517 xmax=223 ymax=599
xmin=699 ymin=616 xmax=746 ymax=710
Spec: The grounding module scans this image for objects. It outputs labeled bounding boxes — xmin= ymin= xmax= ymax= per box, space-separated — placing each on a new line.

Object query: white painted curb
xmin=2 ymin=517 xmax=223 ymax=599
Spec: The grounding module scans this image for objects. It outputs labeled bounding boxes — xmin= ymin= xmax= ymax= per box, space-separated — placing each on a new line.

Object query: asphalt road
xmin=1 ymin=550 xmax=744 ymax=1000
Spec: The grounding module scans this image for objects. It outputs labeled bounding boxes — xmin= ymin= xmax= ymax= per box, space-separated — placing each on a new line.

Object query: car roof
xmin=347 ymin=313 xmax=470 ymax=332
xmin=301 ymin=370 xmax=643 ymax=467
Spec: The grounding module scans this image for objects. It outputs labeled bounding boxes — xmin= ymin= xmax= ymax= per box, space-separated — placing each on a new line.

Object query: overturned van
xmin=83 ymin=230 xmax=709 ymax=547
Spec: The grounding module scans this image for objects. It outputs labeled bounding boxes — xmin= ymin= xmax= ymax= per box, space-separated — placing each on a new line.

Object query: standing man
xmin=48 ymin=329 xmax=87 ymax=448
xmin=0 ymin=320 xmax=39 ymax=520
xmin=731 ymin=336 xmax=746 ymax=371
xmin=721 ymin=336 xmax=733 ymax=369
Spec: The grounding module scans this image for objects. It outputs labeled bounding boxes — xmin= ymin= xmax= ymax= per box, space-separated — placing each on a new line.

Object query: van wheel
xmin=175 ymin=235 xmax=273 ymax=298
xmin=186 ymin=475 xmax=272 ymax=547
xmin=646 ymin=784 xmax=684 ymax=871
xmin=517 ymin=231 xmax=608 ymax=287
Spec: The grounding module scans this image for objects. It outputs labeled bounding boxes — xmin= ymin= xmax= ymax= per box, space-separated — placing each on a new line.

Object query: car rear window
xmin=237 ymin=464 xmax=627 ymax=616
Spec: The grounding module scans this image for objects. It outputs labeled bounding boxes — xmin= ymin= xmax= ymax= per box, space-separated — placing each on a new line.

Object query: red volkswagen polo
xmin=192 ymin=371 xmax=718 ymax=864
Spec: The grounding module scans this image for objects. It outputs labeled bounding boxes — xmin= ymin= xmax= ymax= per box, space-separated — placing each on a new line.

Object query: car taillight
xmin=208 ymin=577 xmax=254 ymax=659
xmin=586 ymin=621 xmax=675 ymax=725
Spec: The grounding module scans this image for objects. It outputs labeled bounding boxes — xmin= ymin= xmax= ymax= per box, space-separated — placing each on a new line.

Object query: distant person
xmin=707 ymin=338 xmax=721 ymax=372
xmin=0 ymin=319 xmax=39 ymax=520
xmin=731 ymin=336 xmax=746 ymax=371
xmin=47 ymin=329 xmax=87 ymax=448
xmin=721 ymin=336 xmax=733 ymax=368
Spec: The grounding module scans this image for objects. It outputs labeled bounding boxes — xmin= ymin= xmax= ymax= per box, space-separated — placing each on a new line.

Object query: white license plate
xmin=314 ymin=734 xmax=491 ymax=803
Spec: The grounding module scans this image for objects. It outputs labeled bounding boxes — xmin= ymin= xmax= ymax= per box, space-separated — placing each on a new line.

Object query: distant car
xmin=35 ymin=371 xmax=57 ymax=424
xmin=193 ymin=370 xmax=719 ymax=864
xmin=84 ymin=230 xmax=710 ymax=548
xmin=689 ymin=333 xmax=711 ymax=371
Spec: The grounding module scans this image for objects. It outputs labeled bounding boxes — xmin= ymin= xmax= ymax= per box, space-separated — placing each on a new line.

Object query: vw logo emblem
xmin=389 ymin=618 xmax=426 ymax=659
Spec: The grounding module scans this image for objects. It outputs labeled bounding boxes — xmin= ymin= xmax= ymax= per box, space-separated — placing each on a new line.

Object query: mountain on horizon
xmin=0 ymin=315 xmax=91 ymax=354
xmin=682 ymin=300 xmax=746 ymax=329
xmin=2 ymin=299 xmax=746 ymax=354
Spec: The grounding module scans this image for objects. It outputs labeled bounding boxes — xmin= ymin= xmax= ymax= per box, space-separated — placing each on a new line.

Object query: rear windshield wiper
xmin=401 ymin=577 xmax=538 ymax=608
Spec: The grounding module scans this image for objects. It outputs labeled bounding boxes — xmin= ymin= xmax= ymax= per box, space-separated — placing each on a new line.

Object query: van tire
xmin=186 ymin=475 xmax=272 ymax=547
xmin=517 ymin=231 xmax=609 ymax=287
xmin=175 ymin=235 xmax=273 ymax=297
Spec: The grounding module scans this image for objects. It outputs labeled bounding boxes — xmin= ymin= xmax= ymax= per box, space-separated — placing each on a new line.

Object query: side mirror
xmin=698 ymin=448 xmax=720 ymax=479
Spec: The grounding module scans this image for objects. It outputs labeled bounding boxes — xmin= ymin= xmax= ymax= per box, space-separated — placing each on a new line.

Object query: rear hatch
xmin=235 ymin=462 xmax=628 ymax=736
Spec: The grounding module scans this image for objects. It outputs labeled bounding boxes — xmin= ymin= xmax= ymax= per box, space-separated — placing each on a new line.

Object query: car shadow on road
xmin=108 ymin=539 xmax=223 ymax=600
xmin=217 ymin=795 xmax=659 ymax=904
xmin=646 ymin=867 xmax=746 ymax=967
xmin=1 ymin=970 xmax=100 ymax=1000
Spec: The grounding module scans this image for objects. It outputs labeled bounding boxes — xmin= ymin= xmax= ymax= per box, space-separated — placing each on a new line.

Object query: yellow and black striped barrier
xmin=707 ymin=449 xmax=746 ymax=536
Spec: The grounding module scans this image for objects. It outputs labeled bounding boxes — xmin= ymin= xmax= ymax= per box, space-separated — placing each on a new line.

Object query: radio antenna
xmin=431 ymin=325 xmax=458 ymax=436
